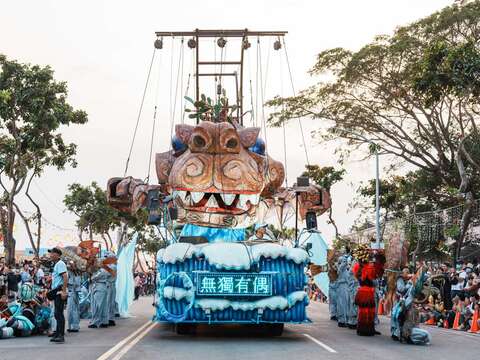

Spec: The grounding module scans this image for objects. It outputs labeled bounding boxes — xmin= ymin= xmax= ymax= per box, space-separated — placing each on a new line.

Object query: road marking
xmin=303 ymin=333 xmax=337 ymax=353
xmin=110 ymin=322 xmax=158 ymax=360
xmin=96 ymin=320 xmax=153 ymax=360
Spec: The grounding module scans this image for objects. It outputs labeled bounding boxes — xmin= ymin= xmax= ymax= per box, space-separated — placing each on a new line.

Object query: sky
xmin=0 ymin=0 xmax=454 ymax=250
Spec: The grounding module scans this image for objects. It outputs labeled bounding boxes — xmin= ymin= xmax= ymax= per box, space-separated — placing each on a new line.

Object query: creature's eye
xmin=226 ymin=138 xmax=238 ymax=149
xmin=171 ymin=135 xmax=187 ymax=154
xmin=248 ymin=138 xmax=265 ymax=156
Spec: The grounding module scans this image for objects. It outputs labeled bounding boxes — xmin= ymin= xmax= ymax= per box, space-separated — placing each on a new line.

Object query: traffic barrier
xmin=469 ymin=310 xmax=479 ymax=333
xmin=452 ymin=311 xmax=461 ymax=330
xmin=377 ymin=299 xmax=385 ymax=316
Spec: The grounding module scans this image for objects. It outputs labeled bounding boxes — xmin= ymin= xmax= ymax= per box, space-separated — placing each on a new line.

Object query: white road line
xmin=96 ymin=320 xmax=153 ymax=360
xmin=303 ymin=333 xmax=337 ymax=353
xmin=110 ymin=322 xmax=158 ymax=360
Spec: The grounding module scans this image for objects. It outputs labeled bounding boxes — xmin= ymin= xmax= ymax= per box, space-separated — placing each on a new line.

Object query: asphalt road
xmin=1 ymin=297 xmax=478 ymax=360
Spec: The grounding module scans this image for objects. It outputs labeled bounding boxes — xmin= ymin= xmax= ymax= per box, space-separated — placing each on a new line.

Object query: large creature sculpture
xmin=107 ymin=121 xmax=330 ymax=241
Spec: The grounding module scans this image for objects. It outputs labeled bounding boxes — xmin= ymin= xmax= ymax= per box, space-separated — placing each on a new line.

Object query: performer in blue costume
xmin=391 ymin=267 xmax=431 ymax=345
xmin=335 ymin=250 xmax=358 ymax=329
xmin=67 ymin=262 xmax=82 ymax=332
xmin=105 ymin=252 xmax=117 ymax=326
xmin=88 ymin=268 xmax=110 ymax=328
xmin=329 ymin=280 xmax=338 ymax=321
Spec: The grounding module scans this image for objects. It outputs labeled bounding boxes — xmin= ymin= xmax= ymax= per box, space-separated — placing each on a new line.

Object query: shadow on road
xmin=155 ymin=323 xmax=303 ymax=341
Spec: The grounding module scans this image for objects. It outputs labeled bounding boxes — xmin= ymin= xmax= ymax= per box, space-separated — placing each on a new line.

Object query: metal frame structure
xmin=154 ymin=29 xmax=288 ymax=125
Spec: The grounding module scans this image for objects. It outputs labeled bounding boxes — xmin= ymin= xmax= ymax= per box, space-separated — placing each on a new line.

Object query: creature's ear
xmin=155 ymin=150 xmax=175 ymax=184
xmin=175 ymin=124 xmax=195 ymax=145
xmin=261 ymin=157 xmax=285 ymax=197
xmin=238 ymin=127 xmax=260 ymax=148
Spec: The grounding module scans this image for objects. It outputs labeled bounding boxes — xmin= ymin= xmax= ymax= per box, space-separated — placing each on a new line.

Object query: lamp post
xmin=335 ymin=128 xmax=381 ymax=248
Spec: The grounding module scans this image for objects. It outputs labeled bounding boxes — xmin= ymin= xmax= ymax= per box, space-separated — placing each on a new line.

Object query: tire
xmin=265 ymin=323 xmax=284 ymax=336
xmin=175 ymin=323 xmax=196 ymax=335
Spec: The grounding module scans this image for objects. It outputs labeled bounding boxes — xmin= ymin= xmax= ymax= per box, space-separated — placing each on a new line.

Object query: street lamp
xmin=334 ymin=128 xmax=381 ymax=248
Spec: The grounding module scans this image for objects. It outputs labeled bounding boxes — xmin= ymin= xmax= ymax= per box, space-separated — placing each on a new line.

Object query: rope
xmin=169 ymin=38 xmax=184 ymax=147
xmin=279 ymin=45 xmax=288 ymax=187
xmin=257 ymin=38 xmax=271 ymax=184
xmin=282 ymin=37 xmax=310 ymax=166
xmin=124 ymin=48 xmax=156 ymax=176
xmin=146 ymin=49 xmax=163 ymax=182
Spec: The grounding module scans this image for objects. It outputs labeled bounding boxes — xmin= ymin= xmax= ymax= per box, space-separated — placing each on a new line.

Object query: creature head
xmin=155 ymin=122 xmax=285 ymax=228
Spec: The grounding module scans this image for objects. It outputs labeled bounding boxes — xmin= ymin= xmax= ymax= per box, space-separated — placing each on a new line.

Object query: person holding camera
xmin=48 ymin=247 xmax=68 ymax=344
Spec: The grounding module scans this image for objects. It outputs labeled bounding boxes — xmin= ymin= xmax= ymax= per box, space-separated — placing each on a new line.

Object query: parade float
xmin=106 ymin=30 xmax=331 ymax=335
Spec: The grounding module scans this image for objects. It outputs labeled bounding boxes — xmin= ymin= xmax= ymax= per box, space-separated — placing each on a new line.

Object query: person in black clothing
xmin=5 ymin=266 xmax=20 ymax=300
xmin=440 ymin=263 xmax=453 ymax=310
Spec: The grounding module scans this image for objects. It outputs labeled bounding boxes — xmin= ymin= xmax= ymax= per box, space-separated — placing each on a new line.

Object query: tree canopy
xmin=0 ymin=55 xmax=87 ymax=262
xmin=267 ymin=1 xmax=480 ymax=262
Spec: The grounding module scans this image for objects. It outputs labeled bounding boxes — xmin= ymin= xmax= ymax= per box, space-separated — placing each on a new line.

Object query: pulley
xmin=217 ymin=37 xmax=227 ymax=48
xmin=154 ymin=37 xmax=163 ymax=49
xmin=187 ymin=38 xmax=197 ymax=49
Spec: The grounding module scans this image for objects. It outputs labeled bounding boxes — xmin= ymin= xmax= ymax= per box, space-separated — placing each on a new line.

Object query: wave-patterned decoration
xmin=155 ymin=243 xmax=310 ymax=324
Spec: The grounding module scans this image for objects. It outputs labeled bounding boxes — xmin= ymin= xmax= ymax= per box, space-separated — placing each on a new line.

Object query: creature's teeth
xmin=220 ymin=193 xmax=236 ymax=206
xmin=247 ymin=194 xmax=260 ymax=205
xmin=205 ymin=195 xmax=218 ymax=208
xmin=176 ymin=191 xmax=187 ymax=201
xmin=190 ymin=191 xmax=204 ymax=204
xmin=237 ymin=195 xmax=250 ymax=210
xmin=238 ymin=194 xmax=260 ymax=209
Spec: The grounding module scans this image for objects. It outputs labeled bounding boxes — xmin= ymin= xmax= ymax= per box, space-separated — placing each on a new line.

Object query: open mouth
xmin=173 ymin=190 xmax=260 ymax=214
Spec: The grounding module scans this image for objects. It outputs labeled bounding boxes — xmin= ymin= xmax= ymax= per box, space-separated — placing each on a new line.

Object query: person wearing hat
xmin=48 ymin=247 xmax=68 ymax=343
xmin=248 ymin=223 xmax=274 ymax=242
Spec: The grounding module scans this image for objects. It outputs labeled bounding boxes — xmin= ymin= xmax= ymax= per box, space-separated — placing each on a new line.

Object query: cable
xmin=124 ymin=48 xmax=156 ymax=176
xmin=146 ymin=49 xmax=163 ymax=182
xmin=282 ymin=37 xmax=310 ymax=166
xmin=279 ymin=46 xmax=288 ymax=188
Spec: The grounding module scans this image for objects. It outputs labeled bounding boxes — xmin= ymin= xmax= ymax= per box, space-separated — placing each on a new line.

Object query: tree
xmin=64 ymin=182 xmax=122 ymax=250
xmin=302 ymin=165 xmax=345 ymax=238
xmin=0 ymin=55 xmax=87 ymax=263
xmin=267 ymin=1 xmax=480 ymax=262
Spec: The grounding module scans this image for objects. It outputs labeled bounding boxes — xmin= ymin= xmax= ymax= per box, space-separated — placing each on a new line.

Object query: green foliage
xmin=185 ymin=91 xmax=237 ymax=122
xmin=0 ymin=55 xmax=88 ymax=177
xmin=136 ymin=227 xmax=166 ymax=256
xmin=64 ymin=182 xmax=120 ymax=236
xmin=302 ymin=165 xmax=345 ymax=192
xmin=267 ymin=1 xmax=480 ymax=191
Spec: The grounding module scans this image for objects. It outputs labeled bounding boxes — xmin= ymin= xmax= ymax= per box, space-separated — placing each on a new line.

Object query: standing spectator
xmin=34 ymin=263 xmax=45 ymax=287
xmin=440 ymin=263 xmax=452 ymax=310
xmin=0 ymin=263 xmax=6 ymax=297
xmin=6 ymin=266 xmax=20 ymax=300
xmin=20 ymin=263 xmax=32 ymax=284
xmin=48 ymin=247 xmax=68 ymax=344
xmin=134 ymin=273 xmax=141 ymax=301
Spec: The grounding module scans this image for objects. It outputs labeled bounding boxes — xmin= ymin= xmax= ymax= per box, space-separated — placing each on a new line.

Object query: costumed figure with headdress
xmin=67 ymin=261 xmax=82 ymax=332
xmin=391 ymin=266 xmax=431 ymax=345
xmin=88 ymin=267 xmax=110 ymax=328
xmin=352 ymin=244 xmax=384 ymax=336
xmin=335 ymin=249 xmax=358 ymax=328
xmin=104 ymin=251 xmax=118 ymax=327
xmin=327 ymin=250 xmax=339 ymax=321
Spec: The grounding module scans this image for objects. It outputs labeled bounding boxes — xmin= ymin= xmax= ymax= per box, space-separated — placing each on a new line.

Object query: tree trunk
xmin=13 ymin=202 xmax=39 ymax=258
xmin=328 ymin=206 xmax=339 ymax=239
xmin=5 ymin=200 xmax=16 ymax=265
xmin=455 ymin=140 xmax=475 ymax=265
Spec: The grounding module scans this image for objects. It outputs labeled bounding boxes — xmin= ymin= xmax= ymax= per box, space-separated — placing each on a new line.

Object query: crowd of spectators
xmin=133 ymin=271 xmax=155 ymax=300
xmin=418 ymin=260 xmax=480 ymax=332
